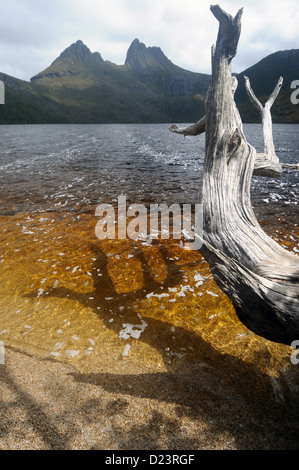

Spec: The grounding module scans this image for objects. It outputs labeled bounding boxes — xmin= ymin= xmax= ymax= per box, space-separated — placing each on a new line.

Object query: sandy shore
xmin=0 ymin=346 xmax=298 ymax=450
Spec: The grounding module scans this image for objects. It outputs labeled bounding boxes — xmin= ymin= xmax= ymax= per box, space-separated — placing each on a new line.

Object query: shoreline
xmin=1 ymin=345 xmax=298 ymax=450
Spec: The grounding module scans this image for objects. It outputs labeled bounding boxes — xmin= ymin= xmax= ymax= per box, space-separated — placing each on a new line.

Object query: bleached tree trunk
xmin=244 ymin=75 xmax=299 ymax=175
xmin=244 ymin=75 xmax=282 ymax=161
xmin=197 ymin=5 xmax=299 ymax=345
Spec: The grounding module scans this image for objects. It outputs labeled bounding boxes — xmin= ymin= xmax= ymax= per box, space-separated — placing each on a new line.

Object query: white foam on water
xmin=119 ymin=316 xmax=148 ymax=341
xmin=65 ymin=350 xmax=79 ymax=358
xmin=37 ymin=288 xmax=44 ymax=298
xmin=206 ymin=290 xmax=219 ymax=297
xmin=122 ymin=344 xmax=131 ymax=357
xmin=146 ymin=292 xmax=169 ymax=300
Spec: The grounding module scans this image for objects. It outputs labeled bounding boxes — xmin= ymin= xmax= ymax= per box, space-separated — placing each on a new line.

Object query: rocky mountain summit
xmin=31 ymin=40 xmax=104 ymax=82
xmin=125 ymin=39 xmax=175 ymax=73
xmin=57 ymin=39 xmax=104 ymax=66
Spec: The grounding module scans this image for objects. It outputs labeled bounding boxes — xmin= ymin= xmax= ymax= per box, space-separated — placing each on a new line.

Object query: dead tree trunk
xmin=197 ymin=5 xmax=299 ymax=345
xmin=169 ymin=115 xmax=206 ymax=137
xmin=244 ymin=75 xmax=299 ymax=176
xmin=244 ymin=75 xmax=283 ymax=177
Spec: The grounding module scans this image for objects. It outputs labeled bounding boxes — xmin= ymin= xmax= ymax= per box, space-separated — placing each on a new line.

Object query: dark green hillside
xmin=0 ymin=73 xmax=68 ymax=124
xmin=235 ymin=49 xmax=299 ymax=123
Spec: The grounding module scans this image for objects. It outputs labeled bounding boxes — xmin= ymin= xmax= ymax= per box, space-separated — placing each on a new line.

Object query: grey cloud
xmin=0 ymin=0 xmax=298 ymax=81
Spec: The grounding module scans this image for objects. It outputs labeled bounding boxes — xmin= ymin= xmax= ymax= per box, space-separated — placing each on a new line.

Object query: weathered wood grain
xmin=197 ymin=5 xmax=299 ymax=345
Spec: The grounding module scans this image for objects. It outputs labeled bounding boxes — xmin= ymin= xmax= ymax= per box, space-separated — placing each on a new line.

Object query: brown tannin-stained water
xmin=0 ymin=123 xmax=298 ymax=409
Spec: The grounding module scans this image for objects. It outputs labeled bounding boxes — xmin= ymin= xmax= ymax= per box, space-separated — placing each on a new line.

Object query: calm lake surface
xmin=0 ymin=123 xmax=298 ymax=417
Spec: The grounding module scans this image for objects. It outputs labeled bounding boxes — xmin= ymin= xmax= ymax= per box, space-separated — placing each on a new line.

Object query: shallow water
xmin=0 ymin=123 xmax=298 ymax=404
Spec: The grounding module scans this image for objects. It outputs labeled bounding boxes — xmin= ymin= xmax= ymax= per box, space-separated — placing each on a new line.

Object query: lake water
xmin=0 ymin=123 xmax=298 ymax=215
xmin=0 ymin=123 xmax=298 ymax=415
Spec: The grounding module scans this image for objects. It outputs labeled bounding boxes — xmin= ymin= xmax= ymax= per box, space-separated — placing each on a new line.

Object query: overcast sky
xmin=0 ymin=0 xmax=298 ymax=81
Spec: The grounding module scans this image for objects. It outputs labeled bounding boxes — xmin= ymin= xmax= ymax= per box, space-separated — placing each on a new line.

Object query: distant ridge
xmin=0 ymin=40 xmax=298 ymax=124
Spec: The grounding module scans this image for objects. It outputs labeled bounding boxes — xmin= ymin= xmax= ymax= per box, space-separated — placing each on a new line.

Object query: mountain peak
xmin=125 ymin=39 xmax=174 ymax=73
xmin=30 ymin=40 xmax=104 ymax=82
xmin=53 ymin=40 xmax=103 ymax=66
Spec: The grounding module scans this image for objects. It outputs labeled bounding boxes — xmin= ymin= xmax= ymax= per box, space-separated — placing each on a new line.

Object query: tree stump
xmin=195 ymin=5 xmax=299 ymax=345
